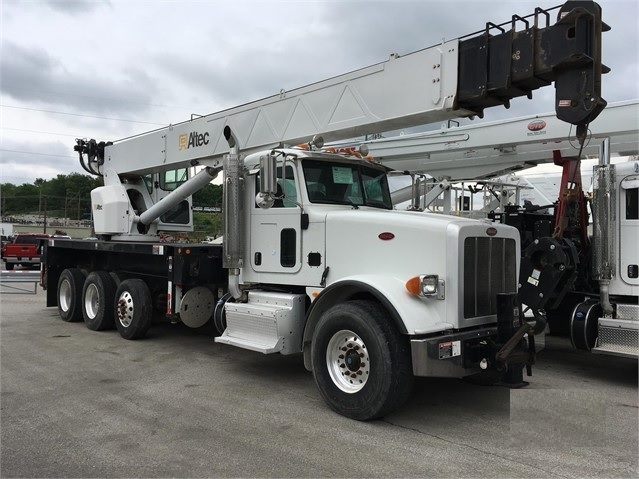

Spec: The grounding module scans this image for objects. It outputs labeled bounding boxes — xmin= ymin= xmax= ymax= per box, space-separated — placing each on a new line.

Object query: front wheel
xmin=114 ymin=279 xmax=152 ymax=340
xmin=311 ymin=300 xmax=413 ymax=421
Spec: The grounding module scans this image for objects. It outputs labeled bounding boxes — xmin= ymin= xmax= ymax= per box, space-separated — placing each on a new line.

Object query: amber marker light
xmin=405 ymin=276 xmax=422 ymax=296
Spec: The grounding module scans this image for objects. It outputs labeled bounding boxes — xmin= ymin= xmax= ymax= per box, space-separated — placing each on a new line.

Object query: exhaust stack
xmin=592 ymin=138 xmax=615 ymax=316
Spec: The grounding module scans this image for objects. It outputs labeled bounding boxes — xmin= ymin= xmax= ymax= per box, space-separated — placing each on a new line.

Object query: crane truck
xmin=43 ymin=1 xmax=608 ymax=420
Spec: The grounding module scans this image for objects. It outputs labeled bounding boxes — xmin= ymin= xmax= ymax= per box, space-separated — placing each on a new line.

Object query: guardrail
xmin=0 ymin=270 xmax=41 ymax=294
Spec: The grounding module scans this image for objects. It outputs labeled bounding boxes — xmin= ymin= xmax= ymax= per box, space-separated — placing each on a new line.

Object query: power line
xmin=1 ymin=127 xmax=80 ymax=138
xmin=0 ymin=148 xmax=75 ymax=159
xmin=0 ymin=104 xmax=167 ymax=126
xmin=0 ymin=195 xmax=82 ymax=200
xmin=2 ymin=85 xmax=194 ymax=111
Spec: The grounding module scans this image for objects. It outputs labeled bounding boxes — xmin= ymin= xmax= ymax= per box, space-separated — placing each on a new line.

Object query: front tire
xmin=114 ymin=279 xmax=152 ymax=340
xmin=57 ymin=268 xmax=86 ymax=322
xmin=82 ymin=271 xmax=116 ymax=331
xmin=311 ymin=300 xmax=413 ymax=420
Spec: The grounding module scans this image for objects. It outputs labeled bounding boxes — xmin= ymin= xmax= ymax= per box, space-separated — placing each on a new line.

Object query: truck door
xmin=250 ymin=164 xmax=302 ymax=273
xmin=620 ymin=174 xmax=639 ymax=286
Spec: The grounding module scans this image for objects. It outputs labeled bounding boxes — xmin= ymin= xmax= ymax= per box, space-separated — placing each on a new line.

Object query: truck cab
xmin=216 ymin=148 xmax=522 ymax=397
xmin=243 ymin=150 xmax=392 ymax=284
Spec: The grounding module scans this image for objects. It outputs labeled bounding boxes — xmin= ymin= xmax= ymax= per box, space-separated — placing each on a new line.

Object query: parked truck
xmin=43 ymin=1 xmax=608 ymax=419
xmin=2 ymin=233 xmax=50 ymax=270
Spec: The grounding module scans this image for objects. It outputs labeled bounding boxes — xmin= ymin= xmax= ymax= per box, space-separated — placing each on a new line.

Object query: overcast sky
xmin=1 ymin=0 xmax=637 ymax=185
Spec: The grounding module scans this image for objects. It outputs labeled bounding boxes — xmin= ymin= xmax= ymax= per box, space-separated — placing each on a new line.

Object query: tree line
xmin=0 ymin=174 xmax=224 ymax=220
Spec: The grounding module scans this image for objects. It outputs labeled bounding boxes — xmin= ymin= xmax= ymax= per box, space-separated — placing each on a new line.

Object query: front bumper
xmin=411 ymin=326 xmax=498 ymax=378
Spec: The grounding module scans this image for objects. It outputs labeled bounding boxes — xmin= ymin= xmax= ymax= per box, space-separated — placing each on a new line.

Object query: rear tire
xmin=57 ymin=268 xmax=86 ymax=322
xmin=311 ymin=300 xmax=413 ymax=420
xmin=114 ymin=279 xmax=152 ymax=340
xmin=5 ymin=263 xmax=14 ymax=270
xmin=82 ymin=271 xmax=116 ymax=331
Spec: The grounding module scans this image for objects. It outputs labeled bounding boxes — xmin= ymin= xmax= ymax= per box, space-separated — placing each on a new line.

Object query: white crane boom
xmin=361 ymin=99 xmax=638 ymax=181
xmin=76 ymin=1 xmax=608 ymax=177
xmin=103 ymin=41 xmax=464 ymax=175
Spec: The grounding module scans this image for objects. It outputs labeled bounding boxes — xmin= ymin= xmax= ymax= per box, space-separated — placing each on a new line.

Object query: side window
xmin=280 ymin=228 xmax=296 ymax=267
xmin=626 ymin=187 xmax=638 ymax=220
xmin=160 ymin=168 xmax=188 ymax=191
xmin=160 ymin=200 xmax=190 ymax=224
xmin=255 ymin=164 xmax=297 ymax=208
xmin=144 ymin=174 xmax=154 ymax=195
xmin=280 ymin=165 xmax=297 ymax=207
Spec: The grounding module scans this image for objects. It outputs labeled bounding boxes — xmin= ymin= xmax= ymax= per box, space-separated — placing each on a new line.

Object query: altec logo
xmin=179 ymin=131 xmax=210 ymax=150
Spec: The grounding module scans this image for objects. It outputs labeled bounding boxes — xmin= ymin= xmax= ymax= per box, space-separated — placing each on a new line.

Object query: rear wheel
xmin=5 ymin=263 xmax=14 ymax=270
xmin=57 ymin=268 xmax=86 ymax=322
xmin=82 ymin=271 xmax=116 ymax=331
xmin=114 ymin=279 xmax=152 ymax=340
xmin=311 ymin=300 xmax=413 ymax=421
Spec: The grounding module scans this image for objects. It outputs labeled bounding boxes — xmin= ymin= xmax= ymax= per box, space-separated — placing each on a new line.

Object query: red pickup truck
xmin=1 ymin=233 xmax=51 ymax=270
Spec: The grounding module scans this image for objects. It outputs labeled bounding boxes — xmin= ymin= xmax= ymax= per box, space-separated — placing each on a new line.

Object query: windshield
xmin=302 ymin=159 xmax=392 ymax=209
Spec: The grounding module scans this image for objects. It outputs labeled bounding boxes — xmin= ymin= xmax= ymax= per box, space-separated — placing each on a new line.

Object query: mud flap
xmin=494 ymin=293 xmax=538 ymax=388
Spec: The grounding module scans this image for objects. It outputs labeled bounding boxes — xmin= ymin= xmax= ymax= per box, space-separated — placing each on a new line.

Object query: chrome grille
xmin=463 ymin=237 xmax=517 ymax=318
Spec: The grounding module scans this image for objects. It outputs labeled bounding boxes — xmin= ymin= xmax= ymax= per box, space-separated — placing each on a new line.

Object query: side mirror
xmin=256 ymin=153 xmax=277 ymax=209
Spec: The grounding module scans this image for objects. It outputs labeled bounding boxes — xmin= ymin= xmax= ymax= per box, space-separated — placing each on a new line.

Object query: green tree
xmin=0 ymin=174 xmax=102 ymax=218
xmin=0 ymin=183 xmax=18 ymax=215
xmin=193 ymin=211 xmax=223 ymax=240
xmin=193 ymin=183 xmax=223 ymax=208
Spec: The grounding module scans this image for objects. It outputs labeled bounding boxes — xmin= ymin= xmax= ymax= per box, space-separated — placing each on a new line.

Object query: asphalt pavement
xmin=1 ymin=286 xmax=637 ymax=478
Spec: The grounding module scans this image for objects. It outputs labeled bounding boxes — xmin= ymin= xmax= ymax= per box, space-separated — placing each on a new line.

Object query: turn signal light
xmin=405 ymin=276 xmax=422 ymax=296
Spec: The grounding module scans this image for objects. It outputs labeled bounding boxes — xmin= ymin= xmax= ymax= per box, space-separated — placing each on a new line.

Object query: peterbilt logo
xmin=527 ymin=120 xmax=546 ymax=131
xmin=179 ymin=131 xmax=210 ymax=150
xmin=526 ymin=120 xmax=547 ymax=137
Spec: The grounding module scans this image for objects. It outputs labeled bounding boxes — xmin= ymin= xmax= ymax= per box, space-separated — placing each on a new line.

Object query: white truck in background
xmin=347 ymin=100 xmax=638 ymax=359
xmin=43 ymin=1 xmax=609 ymax=419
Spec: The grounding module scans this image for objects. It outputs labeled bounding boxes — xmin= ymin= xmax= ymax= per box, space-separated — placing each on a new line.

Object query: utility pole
xmin=43 ymin=196 xmax=48 ymax=234
xmin=64 ymin=190 xmax=69 ymax=226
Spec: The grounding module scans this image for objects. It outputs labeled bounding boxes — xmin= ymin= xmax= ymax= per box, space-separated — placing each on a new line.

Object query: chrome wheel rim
xmin=326 ymin=329 xmax=370 ymax=393
xmin=116 ymin=291 xmax=134 ymax=327
xmin=84 ymin=283 xmax=99 ymax=319
xmin=59 ymin=279 xmax=71 ymax=313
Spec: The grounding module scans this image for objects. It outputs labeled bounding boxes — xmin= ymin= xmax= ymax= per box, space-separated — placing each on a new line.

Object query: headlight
xmin=405 ymin=274 xmax=444 ymax=298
